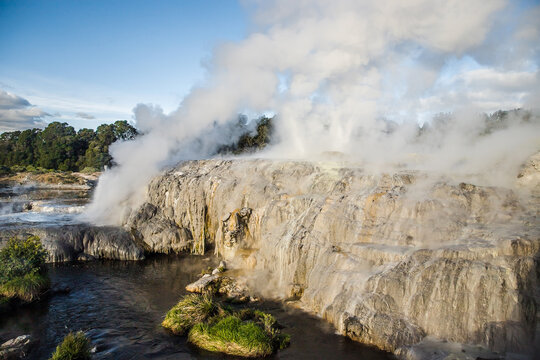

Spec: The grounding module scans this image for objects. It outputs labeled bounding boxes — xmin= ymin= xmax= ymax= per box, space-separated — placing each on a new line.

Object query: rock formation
xmin=126 ymin=155 xmax=539 ymax=358
xmin=0 ymin=224 xmax=144 ymax=262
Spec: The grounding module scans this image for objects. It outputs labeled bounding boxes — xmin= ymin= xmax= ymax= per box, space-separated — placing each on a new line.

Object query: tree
xmin=36 ymin=122 xmax=78 ymax=171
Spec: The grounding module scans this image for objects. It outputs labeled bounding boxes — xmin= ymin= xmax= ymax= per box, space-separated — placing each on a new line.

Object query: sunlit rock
xmin=126 ymin=155 xmax=540 ymax=357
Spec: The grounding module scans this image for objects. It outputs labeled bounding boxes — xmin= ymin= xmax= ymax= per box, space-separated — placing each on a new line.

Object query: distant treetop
xmin=0 ymin=120 xmax=138 ymax=173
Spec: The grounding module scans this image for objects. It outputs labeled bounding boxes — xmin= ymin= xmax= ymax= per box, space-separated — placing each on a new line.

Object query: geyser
xmin=85 ymin=0 xmax=540 ymax=225
xmin=81 ymin=2 xmax=540 ymax=357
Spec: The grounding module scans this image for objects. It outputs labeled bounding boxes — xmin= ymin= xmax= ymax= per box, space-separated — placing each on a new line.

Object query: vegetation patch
xmin=189 ymin=316 xmax=273 ymax=357
xmin=162 ymin=294 xmax=290 ymax=357
xmin=0 ymin=236 xmax=50 ymax=302
xmin=162 ymin=293 xmax=221 ymax=335
xmin=0 ymin=272 xmax=50 ymax=302
xmin=49 ymin=331 xmax=91 ymax=360
xmin=0 ymin=120 xmax=138 ymax=172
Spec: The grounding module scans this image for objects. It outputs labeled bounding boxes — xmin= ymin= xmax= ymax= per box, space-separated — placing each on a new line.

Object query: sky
xmin=0 ymin=0 xmax=246 ymax=132
xmin=0 ymin=0 xmax=538 ymax=134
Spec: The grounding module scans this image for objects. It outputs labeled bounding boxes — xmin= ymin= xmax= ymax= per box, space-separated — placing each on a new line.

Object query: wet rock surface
xmin=0 ymin=224 xmax=145 ymax=262
xmin=0 ymin=335 xmax=34 ymax=359
xmin=126 ymin=156 xmax=540 ymax=358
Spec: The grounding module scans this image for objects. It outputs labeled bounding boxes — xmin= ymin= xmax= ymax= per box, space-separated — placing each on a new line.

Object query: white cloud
xmin=0 ymin=90 xmax=50 ymax=132
xmin=75 ymin=112 xmax=96 ymax=120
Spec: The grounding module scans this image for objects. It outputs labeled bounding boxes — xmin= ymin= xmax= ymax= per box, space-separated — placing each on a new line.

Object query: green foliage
xmin=218 ymin=116 xmax=274 ymax=155
xmin=188 ymin=316 xmax=273 ymax=357
xmin=49 ymin=331 xmax=91 ymax=360
xmin=0 ymin=236 xmax=49 ymax=302
xmin=0 ymin=272 xmax=50 ymax=302
xmin=0 ymin=236 xmax=48 ymax=284
xmin=80 ymin=166 xmax=98 ymax=174
xmin=0 ymin=120 xmax=138 ymax=172
xmin=163 ymin=294 xmax=290 ymax=357
xmin=162 ymin=294 xmax=221 ymax=335
xmin=274 ymin=333 xmax=291 ymax=350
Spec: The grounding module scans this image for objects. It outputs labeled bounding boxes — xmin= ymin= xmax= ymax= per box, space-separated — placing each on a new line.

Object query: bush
xmin=10 ymin=165 xmax=26 ymax=173
xmin=162 ymin=294 xmax=220 ymax=335
xmin=0 ymin=236 xmax=48 ymax=283
xmin=49 ymin=331 xmax=91 ymax=360
xmin=0 ymin=236 xmax=49 ymax=301
xmin=80 ymin=167 xmax=98 ymax=174
xmin=188 ymin=315 xmax=273 ymax=357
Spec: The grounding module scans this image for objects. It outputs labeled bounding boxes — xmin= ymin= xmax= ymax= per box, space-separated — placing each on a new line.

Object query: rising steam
xmin=85 ymin=0 xmax=540 ymax=225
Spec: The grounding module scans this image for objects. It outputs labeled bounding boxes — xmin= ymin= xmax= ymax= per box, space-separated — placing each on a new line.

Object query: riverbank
xmin=0 ymin=171 xmax=100 ymax=190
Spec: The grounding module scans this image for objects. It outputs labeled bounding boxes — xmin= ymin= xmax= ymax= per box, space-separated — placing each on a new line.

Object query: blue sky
xmin=0 ymin=0 xmax=538 ymax=133
xmin=0 ymin=0 xmax=246 ymax=130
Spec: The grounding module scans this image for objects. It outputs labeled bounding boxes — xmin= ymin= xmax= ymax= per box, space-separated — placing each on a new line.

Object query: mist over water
xmin=85 ymin=0 xmax=540 ymax=225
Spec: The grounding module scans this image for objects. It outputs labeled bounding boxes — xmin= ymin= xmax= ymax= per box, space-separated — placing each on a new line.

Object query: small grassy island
xmin=162 ymin=294 xmax=290 ymax=357
xmin=0 ymin=236 xmax=50 ymax=309
xmin=49 ymin=331 xmax=91 ymax=360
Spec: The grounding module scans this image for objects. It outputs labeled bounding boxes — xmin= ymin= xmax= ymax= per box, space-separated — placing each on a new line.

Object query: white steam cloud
xmin=85 ymin=0 xmax=540 ymax=225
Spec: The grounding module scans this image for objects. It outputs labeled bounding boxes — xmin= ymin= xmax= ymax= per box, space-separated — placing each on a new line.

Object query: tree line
xmin=0 ymin=120 xmax=138 ymax=173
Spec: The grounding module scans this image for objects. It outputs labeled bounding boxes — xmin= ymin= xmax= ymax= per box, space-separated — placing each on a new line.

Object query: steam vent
xmin=126 ymin=153 xmax=540 ymax=358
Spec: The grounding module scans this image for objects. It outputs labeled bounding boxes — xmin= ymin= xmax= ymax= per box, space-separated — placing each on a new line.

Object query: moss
xmin=188 ymin=316 xmax=273 ymax=358
xmin=49 ymin=331 xmax=91 ymax=360
xmin=162 ymin=294 xmax=221 ymax=335
xmin=0 ymin=272 xmax=50 ymax=302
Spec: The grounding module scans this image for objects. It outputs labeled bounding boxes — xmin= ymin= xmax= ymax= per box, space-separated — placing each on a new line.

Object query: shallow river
xmin=1 ymin=255 xmax=393 ymax=359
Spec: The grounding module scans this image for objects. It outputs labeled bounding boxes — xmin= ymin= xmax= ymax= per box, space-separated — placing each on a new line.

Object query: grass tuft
xmin=162 ymin=293 xmax=220 ymax=335
xmin=188 ymin=316 xmax=273 ymax=357
xmin=163 ymin=294 xmax=290 ymax=357
xmin=49 ymin=331 xmax=91 ymax=360
xmin=0 ymin=272 xmax=50 ymax=302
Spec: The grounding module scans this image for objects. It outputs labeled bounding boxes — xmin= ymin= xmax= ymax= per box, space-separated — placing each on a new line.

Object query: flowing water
xmin=0 ymin=183 xmax=88 ymax=228
xmin=0 ymin=184 xmax=393 ymax=359
xmin=0 ymin=256 xmax=393 ymax=360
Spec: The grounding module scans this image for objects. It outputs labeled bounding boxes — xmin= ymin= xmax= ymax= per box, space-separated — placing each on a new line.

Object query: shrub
xmin=188 ymin=316 xmax=273 ymax=357
xmin=162 ymin=294 xmax=220 ymax=335
xmin=49 ymin=331 xmax=91 ymax=360
xmin=0 ymin=236 xmax=49 ymax=301
xmin=80 ymin=167 xmax=98 ymax=174
xmin=0 ymin=236 xmax=48 ymax=283
xmin=10 ymin=165 xmax=26 ymax=173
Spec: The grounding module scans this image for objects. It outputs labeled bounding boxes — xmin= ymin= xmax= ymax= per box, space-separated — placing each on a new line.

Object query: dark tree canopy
xmin=0 ymin=120 xmax=138 ymax=172
xmin=218 ymin=116 xmax=274 ymax=155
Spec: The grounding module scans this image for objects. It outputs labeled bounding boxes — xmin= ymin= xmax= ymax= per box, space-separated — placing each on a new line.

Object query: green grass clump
xmin=162 ymin=294 xmax=220 ymax=335
xmin=49 ymin=331 xmax=91 ymax=360
xmin=188 ymin=316 xmax=273 ymax=357
xmin=0 ymin=236 xmax=49 ymax=302
xmin=0 ymin=272 xmax=50 ymax=302
xmin=163 ymin=294 xmax=290 ymax=357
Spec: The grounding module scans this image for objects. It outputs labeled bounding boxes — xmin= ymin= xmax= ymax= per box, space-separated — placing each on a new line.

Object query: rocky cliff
xmin=126 ymin=156 xmax=539 ymax=358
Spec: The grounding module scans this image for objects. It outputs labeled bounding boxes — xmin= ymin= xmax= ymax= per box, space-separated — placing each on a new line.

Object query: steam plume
xmin=85 ymin=0 xmax=540 ymax=225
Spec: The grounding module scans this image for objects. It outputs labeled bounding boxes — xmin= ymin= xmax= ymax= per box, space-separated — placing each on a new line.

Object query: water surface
xmin=0 ymin=255 xmax=393 ymax=360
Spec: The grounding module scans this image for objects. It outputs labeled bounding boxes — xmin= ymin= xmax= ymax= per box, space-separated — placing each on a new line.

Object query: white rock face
xmin=126 ymin=157 xmax=539 ymax=357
